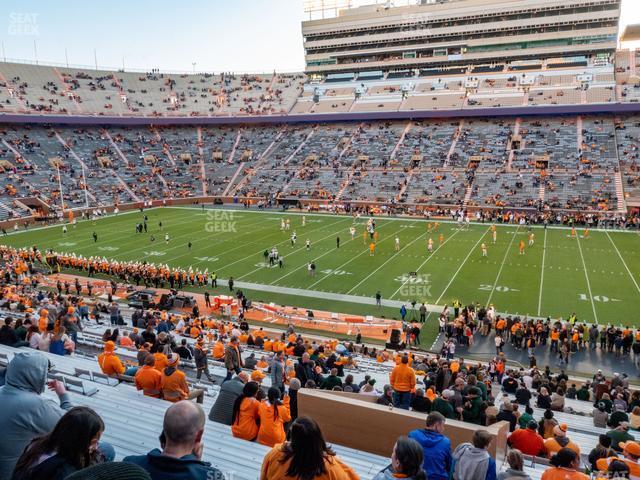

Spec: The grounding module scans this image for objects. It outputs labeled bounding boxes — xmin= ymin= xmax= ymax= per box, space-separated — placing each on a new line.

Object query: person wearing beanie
xmin=124 ymin=401 xmax=224 ymax=480
xmin=65 ymin=462 xmax=151 ymax=480
xmin=289 ymin=378 xmax=301 ymax=421
xmin=97 ymin=341 xmax=137 ymax=377
xmin=161 ymin=353 xmax=205 ymax=404
xmin=538 ymin=409 xmax=558 ymax=439
xmin=544 ymin=424 xmax=580 ymax=458
xmin=508 ymin=420 xmax=545 ymax=456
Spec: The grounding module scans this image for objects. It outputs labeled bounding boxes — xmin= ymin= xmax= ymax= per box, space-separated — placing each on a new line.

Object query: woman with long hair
xmin=11 ymin=407 xmax=106 ymax=480
xmin=541 ymin=448 xmax=588 ymax=480
xmin=231 ymin=381 xmax=261 ymax=441
xmin=257 ymin=386 xmax=291 ymax=447
xmin=373 ymin=436 xmax=427 ymax=480
xmin=260 ymin=416 xmax=358 ymax=480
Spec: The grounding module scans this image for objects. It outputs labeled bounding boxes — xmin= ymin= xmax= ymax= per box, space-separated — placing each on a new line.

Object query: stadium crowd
xmin=2 ymin=242 xmax=640 ymax=479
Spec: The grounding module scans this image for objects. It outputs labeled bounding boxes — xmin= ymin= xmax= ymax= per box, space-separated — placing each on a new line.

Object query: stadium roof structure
xmin=620 ymin=24 xmax=640 ymax=42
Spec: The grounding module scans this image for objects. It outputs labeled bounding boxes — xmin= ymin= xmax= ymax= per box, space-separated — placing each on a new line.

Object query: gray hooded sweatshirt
xmin=0 ymin=351 xmax=72 ymax=479
xmin=452 ymin=443 xmax=491 ymax=480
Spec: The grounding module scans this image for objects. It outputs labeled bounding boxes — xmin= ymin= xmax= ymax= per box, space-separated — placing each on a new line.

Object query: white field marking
xmin=227 ymin=217 xmax=348 ymax=277
xmin=605 ymin=230 xmax=640 ymax=295
xmin=170 ymin=206 xmax=640 ymax=234
xmin=54 ymin=208 xmax=234 ymax=253
xmin=266 ymin=220 xmax=397 ymax=285
xmin=307 ymin=233 xmax=386 ymax=289
xmin=575 ymin=231 xmax=598 ymax=323
xmin=432 ymin=227 xmax=491 ymax=305
xmin=164 ymin=213 xmax=281 ymax=266
xmin=486 ymin=226 xmax=520 ymax=306
xmin=537 ymin=227 xmax=548 ymax=316
xmin=345 ymin=223 xmax=425 ymax=294
xmin=119 ymin=212 xmax=273 ymax=262
xmin=390 ymin=227 xmax=463 ymax=299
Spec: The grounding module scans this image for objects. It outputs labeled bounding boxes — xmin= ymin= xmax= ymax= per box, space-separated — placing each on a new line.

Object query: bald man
xmin=123 ymin=401 xmax=224 ymax=479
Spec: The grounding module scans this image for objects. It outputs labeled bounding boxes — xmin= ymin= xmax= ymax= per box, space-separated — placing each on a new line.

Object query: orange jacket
xmin=231 ymin=397 xmax=260 ymax=441
xmin=135 ymin=365 xmax=163 ymax=398
xmin=257 ymin=396 xmax=291 ymax=447
xmin=153 ymin=353 xmax=169 ymax=372
xmin=212 ymin=341 xmax=225 ymax=360
xmin=260 ymin=444 xmax=359 ymax=480
xmin=161 ymin=368 xmax=189 ymax=402
xmin=98 ymin=352 xmax=125 ymax=376
xmin=390 ymin=363 xmax=416 ymax=392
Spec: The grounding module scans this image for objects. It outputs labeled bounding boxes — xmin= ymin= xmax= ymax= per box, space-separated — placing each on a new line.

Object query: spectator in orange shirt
xmin=260 ymin=416 xmax=359 ymax=480
xmin=161 ymin=353 xmax=205 ymax=404
xmin=390 ymin=355 xmax=416 ymax=410
xmin=231 ymin=381 xmax=261 ymax=441
xmin=544 ymin=424 xmax=580 ymax=459
xmin=119 ymin=331 xmax=134 ymax=348
xmin=212 ymin=338 xmax=225 ymax=360
xmin=98 ymin=341 xmax=137 ymax=377
xmin=134 ymin=355 xmax=162 ymax=398
xmin=257 ymin=387 xmax=291 ymax=447
xmin=541 ymin=448 xmax=588 ymax=480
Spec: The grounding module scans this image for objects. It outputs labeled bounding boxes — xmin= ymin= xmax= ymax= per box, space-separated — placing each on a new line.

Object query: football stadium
xmin=2 ymin=0 xmax=640 ymax=479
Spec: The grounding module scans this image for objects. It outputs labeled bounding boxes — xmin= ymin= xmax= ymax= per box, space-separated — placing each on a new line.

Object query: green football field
xmin=4 ymin=207 xmax=640 ymax=337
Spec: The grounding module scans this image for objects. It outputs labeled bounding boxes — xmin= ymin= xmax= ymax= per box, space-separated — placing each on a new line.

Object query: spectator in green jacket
xmin=462 ymin=387 xmax=484 ymax=425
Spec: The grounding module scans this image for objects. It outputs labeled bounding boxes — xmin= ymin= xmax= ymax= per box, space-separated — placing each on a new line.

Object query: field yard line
xmin=486 ymin=226 xmax=520 ymax=306
xmin=345 ymin=223 xmax=424 ymax=295
xmin=275 ymin=220 xmax=406 ymax=287
xmin=306 ymin=222 xmax=405 ymax=289
xmin=390 ymin=227 xmax=464 ymax=299
xmin=48 ymin=211 xmax=196 ymax=250
xmin=605 ymin=230 xmax=640 ymax=294
xmin=168 ymin=214 xmax=288 ymax=268
xmin=433 ymin=227 xmax=491 ymax=305
xmin=575 ymin=232 xmax=598 ymax=323
xmin=237 ymin=221 xmax=348 ymax=281
xmin=223 ymin=217 xmax=347 ymax=275
xmin=537 ymin=228 xmax=548 ymax=316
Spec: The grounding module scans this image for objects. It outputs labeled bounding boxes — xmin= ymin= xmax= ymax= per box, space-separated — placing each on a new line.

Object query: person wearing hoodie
xmin=124 ymin=401 xmax=224 ymax=480
xmin=408 ymin=412 xmax=452 ymax=480
xmin=593 ymin=402 xmax=609 ymax=428
xmin=497 ymin=449 xmax=531 ymax=480
xmin=161 ymin=353 xmax=205 ymax=404
xmin=452 ymin=430 xmax=497 ymax=480
xmin=0 ymin=351 xmax=73 ymax=479
xmin=543 ymin=424 xmax=580 ymax=458
xmin=373 ymin=436 xmax=427 ymax=480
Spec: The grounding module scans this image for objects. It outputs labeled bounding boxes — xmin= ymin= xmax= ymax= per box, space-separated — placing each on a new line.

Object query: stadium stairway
xmin=0 ymin=344 xmax=389 ymax=480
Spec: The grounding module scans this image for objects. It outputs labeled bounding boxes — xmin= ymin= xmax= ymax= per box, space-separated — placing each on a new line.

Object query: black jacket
xmin=123 ymin=449 xmax=224 ymax=480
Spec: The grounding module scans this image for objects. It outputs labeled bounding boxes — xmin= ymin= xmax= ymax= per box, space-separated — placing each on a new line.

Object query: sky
xmin=0 ymin=0 xmax=638 ymax=74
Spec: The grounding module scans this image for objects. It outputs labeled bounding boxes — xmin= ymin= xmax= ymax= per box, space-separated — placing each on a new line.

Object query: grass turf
xmin=4 ymin=207 xmax=640 ymax=346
